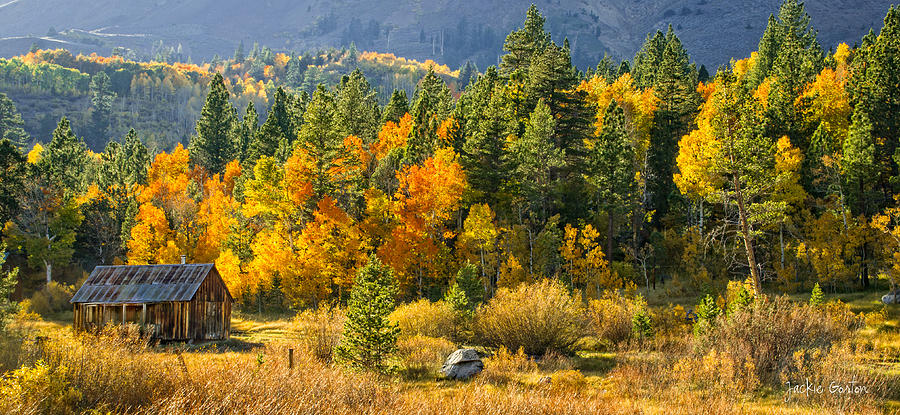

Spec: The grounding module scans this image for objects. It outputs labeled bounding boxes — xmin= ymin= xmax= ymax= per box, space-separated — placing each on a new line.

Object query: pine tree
xmin=455 ymin=262 xmax=484 ymax=309
xmin=842 ymin=106 xmax=876 ymax=215
xmin=457 ymin=60 xmax=478 ymax=88
xmin=191 ymin=73 xmax=237 ymax=175
xmin=809 ymin=282 xmax=825 ymax=306
xmin=41 ymin=117 xmax=88 ymax=197
xmin=500 ymin=4 xmax=551 ymax=76
xmin=0 ymin=139 xmax=25 ymax=227
xmin=334 ymin=255 xmax=400 ymax=373
xmin=89 ymin=71 xmax=116 ymax=148
xmin=404 ymin=69 xmax=452 ymax=165
xmin=746 ymin=15 xmax=779 ymax=89
xmin=234 ymin=41 xmax=245 ymax=63
xmin=381 ymin=89 xmax=409 ymax=124
xmin=335 ymin=69 xmax=380 ymax=144
xmin=250 ymin=87 xmax=294 ymax=166
xmin=509 ymin=99 xmax=565 ymax=222
xmin=297 ymin=85 xmax=360 ymax=206
xmin=459 ymin=67 xmax=515 ymax=203
xmin=0 ymin=244 xmax=17 ymax=333
xmin=0 ymin=93 xmax=29 ymax=149
xmin=647 ymin=27 xmax=700 ymax=223
xmin=586 ymin=100 xmax=633 ymax=258
xmin=235 ymin=102 xmax=259 ymax=163
xmin=631 ymin=30 xmax=667 ymax=89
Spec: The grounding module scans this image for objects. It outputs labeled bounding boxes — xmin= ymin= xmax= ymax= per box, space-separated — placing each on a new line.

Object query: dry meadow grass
xmin=0 ymin=289 xmax=897 ymax=415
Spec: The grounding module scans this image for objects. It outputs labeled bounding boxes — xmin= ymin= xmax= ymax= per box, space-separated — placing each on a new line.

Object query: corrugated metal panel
xmin=70 ymin=264 xmax=216 ymax=304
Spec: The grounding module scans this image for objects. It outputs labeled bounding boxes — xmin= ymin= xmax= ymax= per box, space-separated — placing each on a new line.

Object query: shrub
xmin=695 ymin=295 xmax=859 ymax=385
xmin=0 ymin=361 xmax=82 ymax=414
xmin=479 ymin=346 xmax=537 ymax=384
xmin=474 ymin=280 xmax=587 ymax=355
xmin=293 ymin=305 xmax=344 ymax=362
xmin=390 ymin=299 xmax=458 ymax=340
xmin=26 ymin=282 xmax=75 ymax=317
xmin=586 ymin=291 xmax=645 ymax=346
xmin=547 ymin=369 xmax=588 ymax=393
xmin=396 ymin=335 xmax=456 ymax=380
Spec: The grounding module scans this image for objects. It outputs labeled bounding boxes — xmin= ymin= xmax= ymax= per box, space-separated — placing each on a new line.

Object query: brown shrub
xmin=293 ymin=305 xmax=344 ymax=362
xmin=697 ymin=295 xmax=860 ymax=385
xmin=396 ymin=335 xmax=457 ymax=380
xmin=474 ymin=280 xmax=587 ymax=355
xmin=390 ymin=299 xmax=459 ymax=340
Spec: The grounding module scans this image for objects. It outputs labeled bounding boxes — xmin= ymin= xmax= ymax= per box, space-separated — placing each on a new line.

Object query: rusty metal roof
xmin=70 ymin=264 xmax=216 ymax=304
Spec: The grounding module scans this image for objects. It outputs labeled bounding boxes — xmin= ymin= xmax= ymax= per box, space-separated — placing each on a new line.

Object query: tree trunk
xmin=44 ymin=260 xmax=52 ymax=283
xmin=733 ymin=176 xmax=761 ymax=293
xmin=607 ymin=211 xmax=614 ymax=262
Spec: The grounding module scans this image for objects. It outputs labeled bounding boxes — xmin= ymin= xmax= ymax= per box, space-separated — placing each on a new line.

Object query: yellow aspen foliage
xmin=577 ymin=73 xmax=658 ymax=154
xmin=774 ymin=136 xmax=806 ymax=207
xmin=215 ymin=249 xmax=249 ymax=299
xmin=372 ymin=113 xmax=413 ymax=161
xmin=497 ymin=255 xmax=526 ymax=289
xmin=799 ymin=67 xmax=851 ymax=138
xmin=560 ymin=223 xmax=616 ymax=296
xmin=127 ymin=203 xmax=173 ymax=264
xmin=872 ymin=196 xmax=900 ymax=290
xmin=674 ymin=81 xmax=721 ymax=199
xmin=26 ymin=143 xmax=43 ymax=164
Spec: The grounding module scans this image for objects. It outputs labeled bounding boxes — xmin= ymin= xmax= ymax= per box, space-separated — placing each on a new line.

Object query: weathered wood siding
xmin=73 ymin=268 xmax=232 ymax=341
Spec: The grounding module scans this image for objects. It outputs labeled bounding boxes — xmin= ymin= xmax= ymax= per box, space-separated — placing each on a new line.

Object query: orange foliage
xmin=373 ymin=113 xmax=413 ymax=161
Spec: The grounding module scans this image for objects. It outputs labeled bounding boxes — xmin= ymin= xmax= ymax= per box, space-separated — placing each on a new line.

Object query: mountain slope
xmin=0 ymin=0 xmax=892 ymax=70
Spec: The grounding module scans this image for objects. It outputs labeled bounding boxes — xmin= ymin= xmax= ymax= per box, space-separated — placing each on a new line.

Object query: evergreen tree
xmin=587 ymin=100 xmax=633 ymax=257
xmin=0 ymin=244 xmax=17 ymax=333
xmin=41 ymin=117 xmax=88 ymax=196
xmin=334 ymin=255 xmax=400 ymax=373
xmin=631 ymin=30 xmax=667 ymax=89
xmin=647 ymin=28 xmax=700 ymax=223
xmin=500 ymin=4 xmax=551 ymax=76
xmin=381 ymin=89 xmax=409 ymax=124
xmin=455 ymin=262 xmax=484 ymax=309
xmin=0 ymin=93 xmax=29 ymax=149
xmin=0 ymin=139 xmax=25 ymax=228
xmin=234 ymin=40 xmax=245 ymax=64
xmin=250 ymin=87 xmax=294 ymax=166
xmin=297 ymin=85 xmax=360 ymax=206
xmin=809 ymin=282 xmax=825 ymax=306
xmin=89 ymin=71 xmax=116 ymax=148
xmin=235 ymin=102 xmax=259 ymax=164
xmin=459 ymin=67 xmax=514 ymax=203
xmin=842 ymin=106 xmax=876 ymax=215
xmin=335 ymin=69 xmax=380 ymax=144
xmin=509 ymin=99 xmax=565 ymax=222
xmin=99 ymin=129 xmax=149 ymax=190
xmin=190 ymin=73 xmax=237 ymax=175
xmin=457 ymin=60 xmax=478 ymax=89
xmin=404 ymin=69 xmax=452 ymax=165
xmin=746 ymin=15 xmax=779 ymax=89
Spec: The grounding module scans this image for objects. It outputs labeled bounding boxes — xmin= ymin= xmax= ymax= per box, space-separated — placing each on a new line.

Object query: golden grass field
xmin=0 ymin=287 xmax=897 ymax=415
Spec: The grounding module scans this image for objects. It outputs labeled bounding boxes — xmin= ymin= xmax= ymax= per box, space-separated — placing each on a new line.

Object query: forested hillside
xmin=0 ymin=46 xmax=459 ymax=151
xmin=1 ymin=0 xmax=899 ymax=311
xmin=0 ymin=0 xmax=890 ymax=70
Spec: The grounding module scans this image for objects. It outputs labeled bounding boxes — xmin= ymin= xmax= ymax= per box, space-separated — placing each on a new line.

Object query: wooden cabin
xmin=70 ymin=263 xmax=232 ymax=341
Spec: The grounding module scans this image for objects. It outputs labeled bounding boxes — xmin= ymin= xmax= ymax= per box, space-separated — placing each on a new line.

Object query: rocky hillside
xmin=0 ymin=0 xmax=892 ymax=70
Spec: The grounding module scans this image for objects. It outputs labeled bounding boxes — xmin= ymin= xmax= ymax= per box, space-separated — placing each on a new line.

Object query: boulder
xmin=441 ymin=349 xmax=483 ymax=380
xmin=882 ymin=292 xmax=899 ymax=305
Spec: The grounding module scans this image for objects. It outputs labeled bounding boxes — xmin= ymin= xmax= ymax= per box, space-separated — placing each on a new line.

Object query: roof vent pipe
xmin=181 ymin=255 xmax=187 ymax=265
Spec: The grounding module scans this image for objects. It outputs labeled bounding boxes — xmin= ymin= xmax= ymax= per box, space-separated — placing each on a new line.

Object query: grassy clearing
xmin=1 ymin=287 xmax=898 ymax=414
